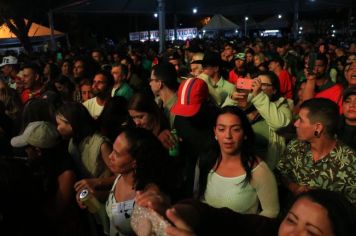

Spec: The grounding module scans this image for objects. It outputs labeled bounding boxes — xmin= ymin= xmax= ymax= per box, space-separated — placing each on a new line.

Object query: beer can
xmin=79 ymin=189 xmax=101 ymax=213
xmin=169 ymin=129 xmax=179 ymax=157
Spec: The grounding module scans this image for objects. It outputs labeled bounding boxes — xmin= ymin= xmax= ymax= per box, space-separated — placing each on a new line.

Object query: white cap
xmin=11 ymin=121 xmax=60 ymax=149
xmin=0 ymin=56 xmax=18 ymax=67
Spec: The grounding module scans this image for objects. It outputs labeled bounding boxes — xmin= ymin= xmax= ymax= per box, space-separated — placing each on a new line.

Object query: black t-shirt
xmin=338 ymin=118 xmax=356 ymax=151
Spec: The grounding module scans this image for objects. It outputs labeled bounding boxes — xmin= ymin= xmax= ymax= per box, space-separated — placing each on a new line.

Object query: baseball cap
xmin=11 ymin=121 xmax=60 ymax=149
xmin=201 ymin=52 xmax=221 ymax=68
xmin=186 ymin=44 xmax=203 ymax=53
xmin=342 ymin=86 xmax=356 ymax=102
xmin=0 ymin=56 xmax=18 ymax=67
xmin=234 ymin=53 xmax=246 ymax=61
xmin=167 ymin=52 xmax=181 ymax=61
xmin=171 ymin=78 xmax=208 ymax=117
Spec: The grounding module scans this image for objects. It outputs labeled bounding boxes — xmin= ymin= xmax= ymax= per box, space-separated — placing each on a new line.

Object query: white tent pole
xmin=158 ymin=0 xmax=165 ymax=53
xmin=174 ymin=13 xmax=178 ymax=41
xmin=48 ymin=10 xmax=57 ymax=52
xmin=293 ymin=0 xmax=299 ymax=39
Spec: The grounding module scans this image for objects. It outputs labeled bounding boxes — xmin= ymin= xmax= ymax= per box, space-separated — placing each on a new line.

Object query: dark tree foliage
xmin=0 ymin=0 xmax=66 ymax=54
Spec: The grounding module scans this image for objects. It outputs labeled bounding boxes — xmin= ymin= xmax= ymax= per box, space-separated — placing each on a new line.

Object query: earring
xmin=214 ymin=136 xmax=217 ymax=140
xmin=314 ymin=131 xmax=319 ymax=137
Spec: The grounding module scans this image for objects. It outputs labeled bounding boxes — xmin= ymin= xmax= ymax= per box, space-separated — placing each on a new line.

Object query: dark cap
xmin=201 ymin=52 xmax=221 ymax=68
xmin=167 ymin=52 xmax=181 ymax=61
xmin=342 ymin=86 xmax=356 ymax=102
xmin=186 ymin=44 xmax=204 ymax=53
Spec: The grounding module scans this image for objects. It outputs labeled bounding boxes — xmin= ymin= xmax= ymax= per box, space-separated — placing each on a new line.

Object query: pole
xmin=244 ymin=17 xmax=248 ymax=37
xmin=48 ymin=10 xmax=57 ymax=52
xmin=293 ymin=0 xmax=299 ymax=39
xmin=244 ymin=20 xmax=247 ymax=37
xmin=157 ymin=0 xmax=166 ymax=53
xmin=174 ymin=13 xmax=178 ymax=41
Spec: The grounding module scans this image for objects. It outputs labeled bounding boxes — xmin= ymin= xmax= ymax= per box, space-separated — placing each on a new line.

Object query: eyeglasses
xmin=261 ymin=83 xmax=273 ymax=88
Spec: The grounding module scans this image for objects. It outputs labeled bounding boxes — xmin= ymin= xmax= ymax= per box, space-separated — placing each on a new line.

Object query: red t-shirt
xmin=278 ymin=70 xmax=293 ymax=99
xmin=228 ymin=69 xmax=245 ymax=85
xmin=315 ymin=83 xmax=343 ymax=113
xmin=20 ymin=89 xmax=42 ymax=104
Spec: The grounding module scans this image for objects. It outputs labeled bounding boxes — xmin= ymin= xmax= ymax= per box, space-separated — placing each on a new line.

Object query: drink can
xmin=79 ymin=189 xmax=101 ymax=213
xmin=169 ymin=129 xmax=179 ymax=157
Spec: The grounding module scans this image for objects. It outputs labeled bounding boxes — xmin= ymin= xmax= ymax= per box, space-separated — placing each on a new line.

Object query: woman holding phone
xmin=249 ymin=71 xmax=292 ymax=169
xmin=227 ymin=71 xmax=292 ymax=170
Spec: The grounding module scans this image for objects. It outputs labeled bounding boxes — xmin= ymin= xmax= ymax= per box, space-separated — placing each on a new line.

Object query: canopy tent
xmin=202 ymin=14 xmax=239 ymax=31
xmin=245 ymin=16 xmax=290 ymax=30
xmin=0 ymin=19 xmax=64 ymax=39
xmin=258 ymin=16 xmax=290 ymax=29
xmin=0 ymin=19 xmax=65 ymax=49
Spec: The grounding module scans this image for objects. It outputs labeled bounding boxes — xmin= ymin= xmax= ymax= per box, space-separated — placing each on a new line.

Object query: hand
xmin=75 ymin=190 xmax=88 ymax=209
xmin=251 ymin=78 xmax=262 ymax=97
xmin=304 ymin=68 xmax=317 ymax=81
xmin=289 ymin=182 xmax=310 ymax=196
xmin=135 ymin=186 xmax=171 ymax=216
xmin=231 ymin=91 xmax=246 ymax=101
xmin=295 ymin=185 xmax=310 ymax=195
xmin=165 ymin=208 xmax=196 ymax=236
xmin=74 ymin=178 xmax=99 ymax=193
xmin=231 ymin=91 xmax=249 ymax=109
xmin=158 ymin=129 xmax=179 ymax=150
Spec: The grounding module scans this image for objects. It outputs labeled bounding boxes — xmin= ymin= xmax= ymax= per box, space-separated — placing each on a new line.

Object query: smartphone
xmin=236 ymin=78 xmax=253 ymax=91
xmin=131 ymin=205 xmax=171 ymax=236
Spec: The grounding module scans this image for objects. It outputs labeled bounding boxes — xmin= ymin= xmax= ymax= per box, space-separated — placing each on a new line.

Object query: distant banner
xmin=129 ymin=32 xmax=140 ymax=41
xmin=130 ymin=28 xmax=198 ymax=41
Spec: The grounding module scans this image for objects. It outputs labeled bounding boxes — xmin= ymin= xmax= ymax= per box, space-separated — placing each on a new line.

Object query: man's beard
xmin=93 ymin=90 xmax=109 ymax=99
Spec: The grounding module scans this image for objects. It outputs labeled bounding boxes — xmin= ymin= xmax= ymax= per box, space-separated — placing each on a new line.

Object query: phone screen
xmin=236 ymin=78 xmax=253 ymax=91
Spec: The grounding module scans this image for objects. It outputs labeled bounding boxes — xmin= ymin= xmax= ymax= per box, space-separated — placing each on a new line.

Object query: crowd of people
xmin=0 ymin=35 xmax=355 ymax=236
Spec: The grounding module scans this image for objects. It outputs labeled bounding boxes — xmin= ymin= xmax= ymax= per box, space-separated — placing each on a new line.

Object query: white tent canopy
xmin=202 ymin=14 xmax=239 ymax=31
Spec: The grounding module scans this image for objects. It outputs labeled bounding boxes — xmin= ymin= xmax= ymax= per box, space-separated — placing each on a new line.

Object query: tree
xmin=0 ymin=0 xmax=61 ymax=54
xmin=0 ymin=17 xmax=33 ymax=54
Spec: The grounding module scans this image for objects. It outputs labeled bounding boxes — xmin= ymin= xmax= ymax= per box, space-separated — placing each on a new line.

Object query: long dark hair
xmin=56 ymin=102 xmax=97 ymax=145
xmin=198 ymin=106 xmax=257 ymax=198
xmin=128 ymin=92 xmax=168 ymax=135
xmin=123 ymin=127 xmax=174 ymax=194
xmin=97 ymin=96 xmax=134 ymax=142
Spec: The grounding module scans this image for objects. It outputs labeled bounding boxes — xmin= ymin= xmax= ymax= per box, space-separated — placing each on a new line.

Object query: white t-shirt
xmin=83 ymin=97 xmax=104 ymax=119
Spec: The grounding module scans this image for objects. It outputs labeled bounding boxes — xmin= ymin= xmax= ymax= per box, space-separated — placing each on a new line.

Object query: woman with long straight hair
xmin=196 ymin=106 xmax=279 ymax=218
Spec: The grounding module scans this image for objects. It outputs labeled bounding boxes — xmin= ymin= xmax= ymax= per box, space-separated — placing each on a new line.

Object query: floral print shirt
xmin=277 ymin=139 xmax=356 ymax=203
